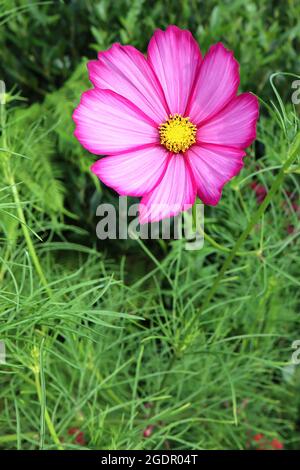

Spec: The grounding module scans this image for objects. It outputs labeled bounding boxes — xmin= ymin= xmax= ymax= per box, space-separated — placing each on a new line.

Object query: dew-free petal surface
xmin=91 ymin=145 xmax=169 ymax=197
xmin=196 ymin=93 xmax=259 ymax=149
xmin=187 ymin=143 xmax=245 ymax=205
xmin=88 ymin=44 xmax=168 ymax=124
xmin=148 ymin=25 xmax=202 ymax=116
xmin=73 ymin=89 xmax=159 ymax=155
xmin=187 ymin=43 xmax=240 ymax=125
xmin=139 ymin=153 xmax=196 ymax=223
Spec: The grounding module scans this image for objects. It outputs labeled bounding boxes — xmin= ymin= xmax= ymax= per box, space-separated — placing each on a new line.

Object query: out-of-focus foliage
xmin=1 ymin=0 xmax=299 ymax=101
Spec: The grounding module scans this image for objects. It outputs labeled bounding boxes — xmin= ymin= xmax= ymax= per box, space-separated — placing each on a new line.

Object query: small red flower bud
xmin=68 ymin=427 xmax=79 ymax=435
xmin=251 ymin=181 xmax=268 ymax=204
xmin=271 ymin=438 xmax=283 ymax=450
xmin=75 ymin=431 xmax=86 ymax=446
xmin=67 ymin=427 xmax=86 ymax=446
xmin=287 ymin=224 xmax=295 ymax=235
xmin=143 ymin=425 xmax=154 ymax=438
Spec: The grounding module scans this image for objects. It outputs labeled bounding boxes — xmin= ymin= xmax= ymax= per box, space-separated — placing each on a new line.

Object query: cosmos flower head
xmin=73 ymin=25 xmax=259 ymax=223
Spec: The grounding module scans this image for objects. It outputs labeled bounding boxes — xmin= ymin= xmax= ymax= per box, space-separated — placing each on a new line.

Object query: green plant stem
xmin=160 ymin=132 xmax=300 ymax=394
xmin=200 ymin=132 xmax=300 ymax=315
xmin=0 ymin=244 xmax=12 ymax=282
xmin=237 ymin=187 xmax=250 ymax=220
xmin=199 ymin=224 xmax=257 ymax=257
xmin=7 ymin=170 xmax=52 ymax=296
xmin=0 ymin=433 xmax=37 ymax=444
xmin=192 ymin=198 xmax=256 ymax=256
xmin=94 ymin=368 xmax=125 ymax=407
xmin=1 ymin=104 xmax=51 ymax=296
xmin=34 ymin=368 xmax=63 ymax=450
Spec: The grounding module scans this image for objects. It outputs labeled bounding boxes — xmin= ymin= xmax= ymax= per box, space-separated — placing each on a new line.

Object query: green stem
xmin=0 ymin=103 xmax=51 ymax=296
xmin=0 ymin=432 xmax=37 ymax=444
xmin=192 ymin=201 xmax=197 ymax=232
xmin=94 ymin=368 xmax=125 ymax=406
xmin=237 ymin=187 xmax=250 ymax=220
xmin=199 ymin=225 xmax=257 ymax=257
xmin=200 ymin=132 xmax=300 ymax=315
xmin=0 ymin=244 xmax=12 ymax=282
xmin=7 ymin=169 xmax=52 ymax=296
xmin=159 ymin=132 xmax=300 ymax=399
xmin=34 ymin=368 xmax=63 ymax=450
xmin=192 ymin=198 xmax=257 ymax=256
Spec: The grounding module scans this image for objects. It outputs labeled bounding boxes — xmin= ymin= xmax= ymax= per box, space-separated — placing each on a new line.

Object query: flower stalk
xmin=0 ymin=101 xmax=52 ymax=296
xmin=200 ymin=131 xmax=300 ymax=315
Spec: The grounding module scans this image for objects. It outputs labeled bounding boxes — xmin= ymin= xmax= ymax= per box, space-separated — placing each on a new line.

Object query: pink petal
xmin=139 ymin=154 xmax=196 ymax=223
xmin=73 ymin=89 xmax=159 ymax=155
xmin=88 ymin=44 xmax=168 ymax=124
xmin=147 ymin=25 xmax=202 ymax=116
xmin=91 ymin=145 xmax=169 ymax=197
xmin=187 ymin=143 xmax=245 ymax=205
xmin=197 ymin=93 xmax=259 ymax=149
xmin=187 ymin=43 xmax=240 ymax=125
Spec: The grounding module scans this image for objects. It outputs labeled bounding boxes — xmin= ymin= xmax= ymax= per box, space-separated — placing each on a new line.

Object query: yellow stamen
xmin=159 ymin=114 xmax=197 ymax=153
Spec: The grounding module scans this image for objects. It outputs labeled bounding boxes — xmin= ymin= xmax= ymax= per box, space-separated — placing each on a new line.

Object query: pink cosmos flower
xmin=73 ymin=26 xmax=259 ymax=223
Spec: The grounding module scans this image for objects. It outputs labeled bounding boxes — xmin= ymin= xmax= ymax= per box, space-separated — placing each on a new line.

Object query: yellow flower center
xmin=159 ymin=114 xmax=197 ymax=153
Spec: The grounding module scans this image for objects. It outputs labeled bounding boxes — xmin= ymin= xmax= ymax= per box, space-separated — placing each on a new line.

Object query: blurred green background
xmin=0 ymin=0 xmax=299 ymax=450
